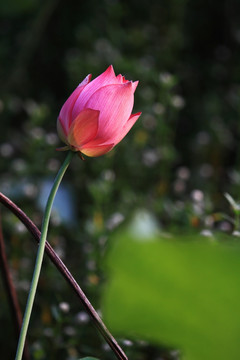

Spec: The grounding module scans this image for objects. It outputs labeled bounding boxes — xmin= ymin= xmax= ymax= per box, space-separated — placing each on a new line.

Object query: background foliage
xmin=1 ymin=0 xmax=240 ymax=359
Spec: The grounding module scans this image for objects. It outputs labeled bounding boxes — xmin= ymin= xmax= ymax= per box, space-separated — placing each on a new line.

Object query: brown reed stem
xmin=0 ymin=214 xmax=30 ymax=360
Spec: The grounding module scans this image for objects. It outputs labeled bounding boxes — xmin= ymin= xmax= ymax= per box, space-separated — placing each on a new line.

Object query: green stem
xmin=15 ymin=151 xmax=74 ymax=360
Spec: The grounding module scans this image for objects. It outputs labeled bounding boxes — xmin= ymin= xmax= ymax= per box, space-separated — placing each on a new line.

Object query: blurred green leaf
xmin=78 ymin=358 xmax=100 ymax=360
xmin=102 ymin=233 xmax=240 ymax=360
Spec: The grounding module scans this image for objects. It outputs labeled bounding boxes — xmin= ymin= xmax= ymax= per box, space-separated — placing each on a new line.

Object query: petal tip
xmin=78 ymin=74 xmax=92 ymax=87
xmin=132 ymin=80 xmax=139 ymax=92
xmin=106 ymin=64 xmax=115 ymax=77
xmin=134 ymin=111 xmax=142 ymax=116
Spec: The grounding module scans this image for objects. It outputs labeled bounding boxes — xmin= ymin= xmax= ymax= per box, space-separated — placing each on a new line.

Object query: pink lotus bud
xmin=57 ymin=65 xmax=141 ymax=157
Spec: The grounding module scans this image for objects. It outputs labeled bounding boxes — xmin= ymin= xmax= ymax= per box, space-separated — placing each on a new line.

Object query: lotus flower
xmin=57 ymin=65 xmax=141 ymax=157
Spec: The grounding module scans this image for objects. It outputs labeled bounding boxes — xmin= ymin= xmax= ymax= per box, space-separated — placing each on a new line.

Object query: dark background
xmin=1 ymin=0 xmax=240 ymax=359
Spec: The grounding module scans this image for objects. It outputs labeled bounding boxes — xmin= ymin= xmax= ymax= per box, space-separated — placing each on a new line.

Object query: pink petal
xmin=132 ymin=80 xmax=139 ymax=92
xmin=111 ymin=112 xmax=141 ymax=145
xmin=59 ymin=74 xmax=92 ymax=134
xmin=116 ymin=74 xmax=129 ymax=84
xmin=72 ymin=65 xmax=117 ymax=118
xmin=85 ymin=82 xmax=135 ymax=141
xmin=67 ymin=108 xmax=99 ymax=149
xmin=79 ymin=137 xmax=106 ymax=148
xmin=89 ymin=112 xmax=141 ymax=147
xmin=81 ymin=143 xmax=114 ymax=157
xmin=76 ymin=111 xmax=141 ymax=154
xmin=116 ymin=74 xmax=123 ymax=82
